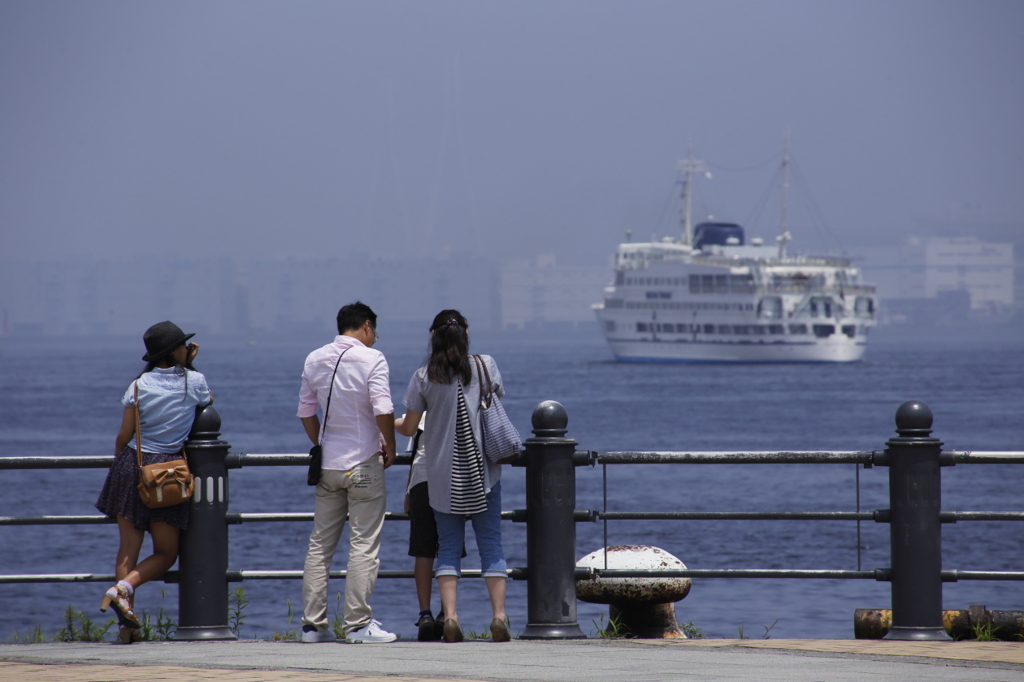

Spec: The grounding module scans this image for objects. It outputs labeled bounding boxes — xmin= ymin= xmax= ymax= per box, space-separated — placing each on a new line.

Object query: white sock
xmin=117 ymin=580 xmax=134 ymax=596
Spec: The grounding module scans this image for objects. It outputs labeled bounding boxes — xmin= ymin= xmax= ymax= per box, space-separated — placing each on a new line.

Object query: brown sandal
xmin=443 ymin=618 xmax=464 ymax=643
xmin=101 ymin=584 xmax=140 ymax=629
xmin=490 ymin=617 xmax=511 ymax=642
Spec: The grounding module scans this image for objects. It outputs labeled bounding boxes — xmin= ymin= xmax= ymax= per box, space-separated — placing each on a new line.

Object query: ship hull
xmin=604 ymin=336 xmax=867 ymax=363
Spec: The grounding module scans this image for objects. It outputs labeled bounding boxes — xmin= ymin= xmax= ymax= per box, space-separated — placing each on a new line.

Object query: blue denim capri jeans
xmin=433 ymin=481 xmax=507 ymax=578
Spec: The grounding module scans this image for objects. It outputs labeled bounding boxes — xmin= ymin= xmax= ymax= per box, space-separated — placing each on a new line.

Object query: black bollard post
xmin=519 ymin=401 xmax=587 ymax=639
xmin=882 ymin=401 xmax=951 ymax=641
xmin=173 ymin=405 xmax=237 ymax=640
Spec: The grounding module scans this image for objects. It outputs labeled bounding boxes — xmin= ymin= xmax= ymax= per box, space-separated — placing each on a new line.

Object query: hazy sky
xmin=2 ymin=1 xmax=1022 ymax=266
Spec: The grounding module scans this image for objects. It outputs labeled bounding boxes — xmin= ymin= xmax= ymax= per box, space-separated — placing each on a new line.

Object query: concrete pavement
xmin=3 ymin=638 xmax=1024 ymax=682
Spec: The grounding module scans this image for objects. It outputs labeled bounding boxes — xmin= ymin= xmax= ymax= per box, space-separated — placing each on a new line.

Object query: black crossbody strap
xmin=319 ymin=348 xmax=350 ymax=447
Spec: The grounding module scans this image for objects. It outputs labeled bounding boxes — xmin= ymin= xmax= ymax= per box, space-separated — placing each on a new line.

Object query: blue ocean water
xmin=1 ymin=324 xmax=1022 ymax=642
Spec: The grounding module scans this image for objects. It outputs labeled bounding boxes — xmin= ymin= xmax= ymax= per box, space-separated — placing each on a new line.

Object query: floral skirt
xmin=95 ymin=445 xmax=190 ymax=530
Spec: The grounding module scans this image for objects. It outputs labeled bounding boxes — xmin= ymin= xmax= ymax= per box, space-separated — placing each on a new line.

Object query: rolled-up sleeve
xmin=488 ymin=356 xmax=505 ymax=398
xmin=403 ymin=371 xmax=427 ymax=414
xmin=297 ymin=371 xmax=319 ymax=418
xmin=366 ymin=355 xmax=394 ymax=416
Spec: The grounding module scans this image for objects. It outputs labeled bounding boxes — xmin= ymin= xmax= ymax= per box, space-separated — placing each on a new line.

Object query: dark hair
xmin=336 ymin=301 xmax=377 ymax=335
xmin=427 ymin=309 xmax=471 ymax=385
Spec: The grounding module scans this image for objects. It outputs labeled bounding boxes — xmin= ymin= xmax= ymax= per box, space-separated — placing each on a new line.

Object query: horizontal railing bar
xmin=6 ymin=567 xmax=1023 ymax=585
xmin=953 ymin=451 xmax=1024 ymax=463
xmin=591 ymin=569 xmax=881 ymax=579
xmin=0 ymin=572 xmax=184 ymax=584
xmin=232 ymin=569 xmax=500 ymax=580
xmin=598 ymin=511 xmax=877 ymax=521
xmin=0 ymin=515 xmax=115 ymax=526
xmin=595 ymin=451 xmax=878 ymax=464
xmin=945 ymin=571 xmax=1024 ymax=581
xmin=3 ymin=451 xmax=1021 ymax=471
xmin=952 ymin=512 xmax=1024 ymax=520
xmin=0 ymin=456 xmax=114 ymax=469
xmin=6 ymin=509 xmax=1022 ymax=526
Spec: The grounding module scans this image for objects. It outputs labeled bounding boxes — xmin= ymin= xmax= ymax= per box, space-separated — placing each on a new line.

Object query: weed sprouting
xmin=228 ymin=587 xmax=251 ymax=637
xmin=679 ymin=621 xmax=706 ymax=639
xmin=55 ymin=606 xmax=115 ymax=642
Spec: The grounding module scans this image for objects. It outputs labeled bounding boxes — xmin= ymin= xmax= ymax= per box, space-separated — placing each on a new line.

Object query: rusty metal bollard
xmin=519 ymin=401 xmax=587 ymax=639
xmin=855 ymin=606 xmax=1024 ymax=640
xmin=880 ymin=401 xmax=951 ymax=641
xmin=577 ymin=545 xmax=692 ymax=638
xmin=173 ymin=405 xmax=237 ymax=640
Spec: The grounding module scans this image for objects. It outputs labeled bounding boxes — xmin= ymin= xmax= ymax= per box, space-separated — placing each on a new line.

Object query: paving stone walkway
xmin=3 ymin=638 xmax=1024 ymax=682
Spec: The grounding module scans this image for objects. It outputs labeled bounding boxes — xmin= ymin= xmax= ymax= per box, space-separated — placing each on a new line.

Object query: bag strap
xmin=319 ymin=347 xmax=350 ymax=447
xmin=472 ymin=354 xmax=495 ymax=409
xmin=134 ymin=381 xmax=143 ymax=469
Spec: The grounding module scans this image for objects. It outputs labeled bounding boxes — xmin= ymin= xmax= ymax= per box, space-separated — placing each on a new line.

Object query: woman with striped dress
xmin=396 ymin=310 xmax=510 ymax=643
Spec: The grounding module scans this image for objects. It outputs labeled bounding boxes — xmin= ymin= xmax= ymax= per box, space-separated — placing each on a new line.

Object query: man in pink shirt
xmin=297 ymin=302 xmax=398 ymax=643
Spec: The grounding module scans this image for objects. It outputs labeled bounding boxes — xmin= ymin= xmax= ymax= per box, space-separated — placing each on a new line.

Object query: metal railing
xmin=1 ymin=399 xmax=1021 ymax=640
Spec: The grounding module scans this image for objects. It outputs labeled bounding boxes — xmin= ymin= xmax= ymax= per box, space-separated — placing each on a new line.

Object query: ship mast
xmin=679 ymin=150 xmax=707 ymax=247
xmin=777 ymin=135 xmax=792 ymax=259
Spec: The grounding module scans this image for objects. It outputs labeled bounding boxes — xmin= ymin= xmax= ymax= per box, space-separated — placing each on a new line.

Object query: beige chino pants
xmin=301 ymin=456 xmax=386 ymax=635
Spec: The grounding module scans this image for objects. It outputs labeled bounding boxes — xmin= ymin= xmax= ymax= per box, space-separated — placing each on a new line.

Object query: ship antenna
xmin=777 ymin=133 xmax=792 ymax=259
xmin=678 ymin=148 xmax=707 ymax=247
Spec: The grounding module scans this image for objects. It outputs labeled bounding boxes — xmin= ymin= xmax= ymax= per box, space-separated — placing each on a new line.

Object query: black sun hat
xmin=142 ymin=321 xmax=195 ymax=362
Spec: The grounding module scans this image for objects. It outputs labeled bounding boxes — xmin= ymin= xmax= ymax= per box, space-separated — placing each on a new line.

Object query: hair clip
xmin=446 ymin=318 xmax=459 ymax=327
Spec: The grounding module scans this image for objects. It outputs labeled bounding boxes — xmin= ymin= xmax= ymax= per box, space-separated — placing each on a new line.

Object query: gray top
xmin=402 ymin=354 xmax=504 ymax=514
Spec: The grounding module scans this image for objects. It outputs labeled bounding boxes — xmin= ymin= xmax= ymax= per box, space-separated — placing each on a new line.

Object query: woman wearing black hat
xmin=95 ymin=321 xmax=213 ymax=643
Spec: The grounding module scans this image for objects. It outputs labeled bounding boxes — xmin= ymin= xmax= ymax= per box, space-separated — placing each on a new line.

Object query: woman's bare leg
xmin=485 ymin=576 xmax=507 ymax=621
xmin=437 ymin=575 xmax=458 ymax=623
xmin=120 ymin=521 xmax=180 ymax=588
xmin=115 ymin=515 xmax=145 ymax=583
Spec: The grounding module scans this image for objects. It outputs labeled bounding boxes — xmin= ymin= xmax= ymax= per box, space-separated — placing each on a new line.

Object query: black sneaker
xmin=416 ymin=612 xmax=437 ymax=642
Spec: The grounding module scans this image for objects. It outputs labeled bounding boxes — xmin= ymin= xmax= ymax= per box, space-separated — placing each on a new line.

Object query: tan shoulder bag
xmin=134 ymin=382 xmax=195 ymax=508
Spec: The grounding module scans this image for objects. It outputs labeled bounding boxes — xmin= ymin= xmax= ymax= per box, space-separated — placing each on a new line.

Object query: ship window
xmin=616 ymin=272 xmax=625 ymax=285
xmin=842 ymin=325 xmax=856 ymax=338
xmin=730 ymin=275 xmax=753 ymax=293
xmin=636 ymin=322 xmax=649 ymax=332
xmin=768 ymin=324 xmax=785 ymax=334
xmin=789 ymin=324 xmax=808 ymax=335
xmin=689 ymin=274 xmax=700 ymax=293
xmin=757 ymin=296 xmax=783 ymax=319
xmin=605 ymin=321 xmax=616 ymax=332
xmin=718 ymin=325 xmax=732 ymax=334
xmin=855 ymin=296 xmax=875 ymax=317
xmin=715 ymin=274 xmax=728 ymax=291
xmin=703 ymin=324 xmax=714 ymax=334
xmin=752 ymin=326 xmax=766 ymax=335
xmin=812 ymin=324 xmax=835 ymax=338
xmin=733 ymin=325 xmax=749 ymax=334
xmin=701 ymin=274 xmax=714 ymax=292
xmin=676 ymin=324 xmax=687 ymax=333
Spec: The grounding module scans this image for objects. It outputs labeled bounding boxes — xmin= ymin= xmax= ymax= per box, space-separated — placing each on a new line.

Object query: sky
xmin=2 ymin=0 xmax=1022 ymax=266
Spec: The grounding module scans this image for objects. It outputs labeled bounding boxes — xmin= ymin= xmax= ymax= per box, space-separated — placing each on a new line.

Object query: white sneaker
xmin=345 ymin=619 xmax=398 ymax=643
xmin=300 ymin=626 xmax=336 ymax=643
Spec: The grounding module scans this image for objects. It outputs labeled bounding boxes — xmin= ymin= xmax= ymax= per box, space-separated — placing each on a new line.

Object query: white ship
xmin=593 ymin=146 xmax=876 ymax=362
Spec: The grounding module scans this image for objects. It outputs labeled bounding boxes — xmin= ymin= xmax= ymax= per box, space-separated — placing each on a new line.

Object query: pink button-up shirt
xmin=297 ymin=335 xmax=393 ymax=470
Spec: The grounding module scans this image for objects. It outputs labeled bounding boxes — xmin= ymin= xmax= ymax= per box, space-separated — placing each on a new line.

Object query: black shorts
xmin=408 ymin=482 xmax=439 ymax=558
xmin=408 ymin=482 xmax=467 ymax=559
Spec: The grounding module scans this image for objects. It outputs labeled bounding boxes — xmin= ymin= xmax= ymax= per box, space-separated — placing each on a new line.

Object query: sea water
xmin=1 ymin=325 xmax=1021 ymax=641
